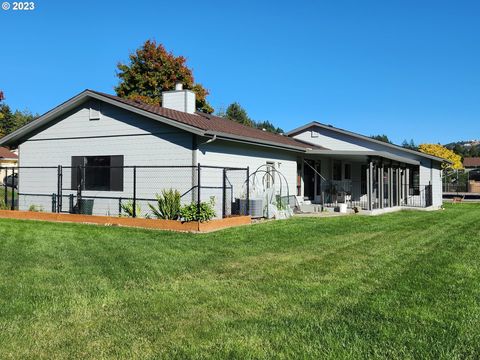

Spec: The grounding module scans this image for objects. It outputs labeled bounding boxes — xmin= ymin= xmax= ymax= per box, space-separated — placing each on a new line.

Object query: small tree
xmin=0 ymin=91 xmax=37 ymax=138
xmin=115 ymin=40 xmax=213 ymax=113
xmin=371 ymin=134 xmax=392 ymax=143
xmin=255 ymin=120 xmax=284 ymax=134
xmin=225 ymin=102 xmax=253 ymax=126
xmin=418 ymin=143 xmax=463 ymax=169
xmin=401 ymin=139 xmax=418 ymax=150
xmin=223 ymin=102 xmax=284 ymax=134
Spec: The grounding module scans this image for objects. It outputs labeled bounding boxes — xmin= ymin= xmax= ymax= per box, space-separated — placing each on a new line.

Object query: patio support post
xmin=378 ymin=163 xmax=384 ymax=209
xmin=367 ymin=160 xmax=373 ymax=210
xmin=396 ymin=167 xmax=401 ymax=206
xmin=392 ymin=167 xmax=396 ymax=206
xmin=405 ymin=167 xmax=410 ymax=200
xmin=388 ymin=166 xmax=393 ymax=207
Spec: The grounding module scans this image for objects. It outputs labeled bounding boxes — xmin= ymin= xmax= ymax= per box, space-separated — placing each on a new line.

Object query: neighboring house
xmin=463 ymin=157 xmax=480 ymax=169
xmin=0 ymin=86 xmax=446 ymax=216
xmin=462 ymin=157 xmax=480 ymax=193
xmin=0 ymin=147 xmax=18 ymax=184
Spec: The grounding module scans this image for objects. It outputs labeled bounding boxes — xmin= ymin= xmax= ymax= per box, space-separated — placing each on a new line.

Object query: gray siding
xmin=18 ymin=100 xmax=194 ymax=215
xmin=198 ymin=140 xmax=298 ymax=215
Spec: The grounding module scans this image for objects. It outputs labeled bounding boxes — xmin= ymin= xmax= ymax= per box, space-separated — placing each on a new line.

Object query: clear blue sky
xmin=1 ymin=0 xmax=479 ymax=145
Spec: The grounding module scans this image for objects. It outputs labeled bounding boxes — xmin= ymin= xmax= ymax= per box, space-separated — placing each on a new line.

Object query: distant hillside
xmin=445 ymin=140 xmax=480 ymax=158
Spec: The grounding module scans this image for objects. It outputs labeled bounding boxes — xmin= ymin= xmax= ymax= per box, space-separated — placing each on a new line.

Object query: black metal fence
xmin=0 ymin=165 xmax=250 ymax=219
xmin=319 ymin=180 xmax=433 ymax=210
xmin=443 ymin=169 xmax=480 ymax=193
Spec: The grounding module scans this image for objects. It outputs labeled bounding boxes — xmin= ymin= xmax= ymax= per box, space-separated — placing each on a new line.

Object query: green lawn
xmin=0 ymin=204 xmax=479 ymax=359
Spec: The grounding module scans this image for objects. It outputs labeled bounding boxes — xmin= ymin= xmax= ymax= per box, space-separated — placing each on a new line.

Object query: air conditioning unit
xmin=237 ymin=198 xmax=263 ymax=218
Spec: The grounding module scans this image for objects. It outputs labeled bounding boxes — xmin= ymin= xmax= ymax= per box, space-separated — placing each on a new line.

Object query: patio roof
xmin=305 ymin=150 xmax=421 ymax=166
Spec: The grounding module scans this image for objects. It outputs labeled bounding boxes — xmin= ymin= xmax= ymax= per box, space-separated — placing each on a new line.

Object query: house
xmin=462 ymin=157 xmax=480 ymax=193
xmin=0 ymin=85 xmax=446 ymax=217
xmin=0 ymin=147 xmax=18 ymax=184
xmin=463 ymin=157 xmax=480 ymax=169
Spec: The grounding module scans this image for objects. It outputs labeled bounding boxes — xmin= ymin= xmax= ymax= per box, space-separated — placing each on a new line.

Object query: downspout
xmin=200 ymin=134 xmax=217 ymax=146
xmin=192 ymin=135 xmax=198 ymax=203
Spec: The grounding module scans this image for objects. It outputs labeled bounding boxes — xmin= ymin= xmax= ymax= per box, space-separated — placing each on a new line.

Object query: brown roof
xmin=0 ymin=147 xmax=17 ymax=159
xmin=91 ymin=91 xmax=326 ymax=151
xmin=463 ymin=157 xmax=480 ymax=167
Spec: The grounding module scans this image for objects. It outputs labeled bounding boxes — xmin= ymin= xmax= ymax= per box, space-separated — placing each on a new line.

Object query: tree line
xmin=0 ymin=91 xmax=37 ymax=139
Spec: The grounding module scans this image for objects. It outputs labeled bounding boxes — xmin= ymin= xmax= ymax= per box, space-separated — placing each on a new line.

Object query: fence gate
xmin=223 ymin=167 xmax=250 ymax=217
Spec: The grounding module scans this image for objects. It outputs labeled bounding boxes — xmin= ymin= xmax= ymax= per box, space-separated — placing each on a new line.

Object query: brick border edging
xmin=0 ymin=210 xmax=251 ymax=233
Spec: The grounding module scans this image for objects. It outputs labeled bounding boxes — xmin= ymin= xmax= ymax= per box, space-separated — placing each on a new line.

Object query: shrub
xmin=120 ymin=200 xmax=141 ymax=218
xmin=180 ymin=197 xmax=216 ymax=222
xmin=148 ymin=189 xmax=181 ymax=220
xmin=0 ymin=199 xmax=8 ymax=210
xmin=28 ymin=204 xmax=44 ymax=212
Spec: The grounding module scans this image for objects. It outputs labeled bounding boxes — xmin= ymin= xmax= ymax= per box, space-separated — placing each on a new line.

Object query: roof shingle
xmin=91 ymin=91 xmax=326 ymax=151
xmin=0 ymin=147 xmax=17 ymax=159
xmin=463 ymin=157 xmax=480 ymax=167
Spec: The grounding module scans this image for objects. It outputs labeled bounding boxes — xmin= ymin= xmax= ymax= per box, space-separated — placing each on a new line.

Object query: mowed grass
xmin=0 ymin=204 xmax=479 ymax=359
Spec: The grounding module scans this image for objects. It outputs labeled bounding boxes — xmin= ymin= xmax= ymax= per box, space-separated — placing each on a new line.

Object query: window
xmin=85 ymin=156 xmax=111 ymax=190
xmin=333 ymin=160 xmax=342 ymax=181
xmin=71 ymin=155 xmax=124 ymax=191
xmin=344 ymin=163 xmax=351 ymax=180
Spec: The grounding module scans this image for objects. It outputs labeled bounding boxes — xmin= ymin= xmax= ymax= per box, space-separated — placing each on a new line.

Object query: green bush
xmin=120 ymin=200 xmax=141 ymax=218
xmin=180 ymin=197 xmax=216 ymax=222
xmin=148 ymin=189 xmax=181 ymax=220
xmin=28 ymin=204 xmax=44 ymax=212
xmin=0 ymin=199 xmax=8 ymax=210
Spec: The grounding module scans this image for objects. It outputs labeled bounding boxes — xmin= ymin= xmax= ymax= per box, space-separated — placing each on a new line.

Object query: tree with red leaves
xmin=115 ymin=40 xmax=213 ymax=113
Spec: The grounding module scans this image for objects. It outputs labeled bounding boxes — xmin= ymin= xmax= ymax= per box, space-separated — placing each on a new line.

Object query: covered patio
xmin=298 ymin=151 xmax=433 ymax=211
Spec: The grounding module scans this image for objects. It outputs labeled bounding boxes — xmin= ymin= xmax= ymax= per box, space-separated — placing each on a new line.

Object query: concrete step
xmin=298 ymin=204 xmax=323 ymax=213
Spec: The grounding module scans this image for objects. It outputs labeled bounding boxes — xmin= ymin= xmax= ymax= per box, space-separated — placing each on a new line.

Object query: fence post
xmin=197 ymin=163 xmax=201 ymax=215
xmin=222 ymin=168 xmax=227 ymax=218
xmin=3 ymin=168 xmax=7 ymax=206
xmin=69 ymin=194 xmax=74 ymax=214
xmin=246 ymin=166 xmax=250 ymax=216
xmin=133 ymin=166 xmax=137 ymax=218
xmin=118 ymin=197 xmax=122 ymax=216
xmin=10 ymin=167 xmax=15 ymax=210
xmin=77 ymin=165 xmax=82 ymax=214
xmin=52 ymin=193 xmax=56 ymax=213
xmin=57 ymin=165 xmax=63 ymax=213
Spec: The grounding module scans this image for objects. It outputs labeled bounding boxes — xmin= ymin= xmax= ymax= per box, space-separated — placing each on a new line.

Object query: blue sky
xmin=0 ymin=0 xmax=479 ymax=145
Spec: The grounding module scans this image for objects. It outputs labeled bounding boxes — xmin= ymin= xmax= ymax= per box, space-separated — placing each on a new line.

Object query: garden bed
xmin=0 ymin=210 xmax=251 ymax=232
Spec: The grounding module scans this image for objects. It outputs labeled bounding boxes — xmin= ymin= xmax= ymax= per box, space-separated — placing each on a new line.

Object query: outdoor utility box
xmin=70 ymin=199 xmax=94 ymax=215
xmin=237 ymin=198 xmax=263 ymax=218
